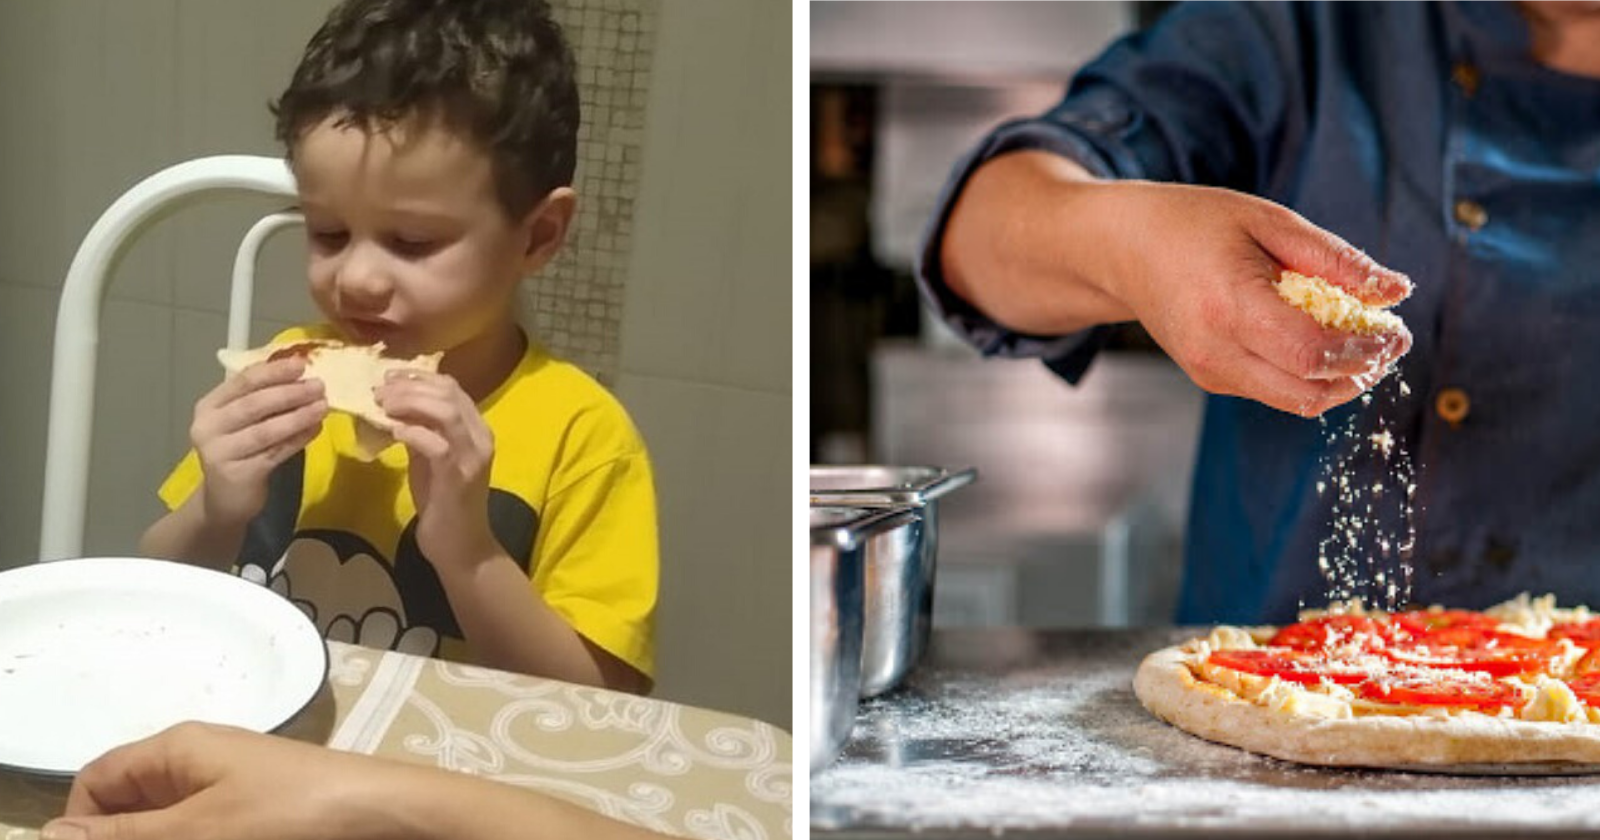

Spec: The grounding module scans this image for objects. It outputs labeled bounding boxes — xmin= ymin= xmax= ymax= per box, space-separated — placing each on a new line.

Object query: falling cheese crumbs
xmin=1276 ymin=271 xmax=1406 ymax=335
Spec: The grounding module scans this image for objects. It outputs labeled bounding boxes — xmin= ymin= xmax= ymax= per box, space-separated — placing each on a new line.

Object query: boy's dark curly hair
xmin=272 ymin=0 xmax=579 ymax=219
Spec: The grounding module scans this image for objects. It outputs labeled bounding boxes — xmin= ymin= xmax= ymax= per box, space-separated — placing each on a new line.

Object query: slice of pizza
xmin=216 ymin=339 xmax=443 ymax=461
xmin=1135 ymin=594 xmax=1600 ymax=772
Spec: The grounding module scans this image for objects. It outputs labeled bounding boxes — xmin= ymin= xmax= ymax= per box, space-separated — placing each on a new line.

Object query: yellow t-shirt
xmin=160 ymin=325 xmax=658 ymax=678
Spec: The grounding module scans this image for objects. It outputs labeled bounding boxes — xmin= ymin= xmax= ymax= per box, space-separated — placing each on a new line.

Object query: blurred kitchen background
xmin=811 ymin=1 xmax=1206 ymax=630
xmin=0 ymin=0 xmax=790 ymax=731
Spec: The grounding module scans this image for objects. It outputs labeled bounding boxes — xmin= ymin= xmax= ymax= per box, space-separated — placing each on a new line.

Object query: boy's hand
xmin=191 ymin=357 xmax=327 ymax=526
xmin=375 ymin=371 xmax=501 ymax=572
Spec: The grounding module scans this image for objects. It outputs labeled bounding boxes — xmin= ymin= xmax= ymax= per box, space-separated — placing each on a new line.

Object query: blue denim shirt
xmin=917 ymin=1 xmax=1600 ymax=624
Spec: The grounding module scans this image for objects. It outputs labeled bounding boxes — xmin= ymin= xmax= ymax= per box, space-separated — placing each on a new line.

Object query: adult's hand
xmin=42 ymin=723 xmax=667 ymax=840
xmin=942 ymin=151 xmax=1412 ymax=417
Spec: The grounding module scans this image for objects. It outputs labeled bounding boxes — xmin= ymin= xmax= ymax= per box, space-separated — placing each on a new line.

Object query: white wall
xmin=0 ymin=0 xmax=331 ymax=572
xmin=616 ymin=0 xmax=792 ymax=731
xmin=0 ymin=0 xmax=791 ymax=731
xmin=811 ymin=1 xmax=1130 ymax=78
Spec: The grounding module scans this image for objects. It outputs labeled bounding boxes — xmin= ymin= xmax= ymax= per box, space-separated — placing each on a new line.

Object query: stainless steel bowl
xmin=810 ymin=505 xmax=918 ymax=772
xmin=810 ymin=466 xmax=976 ymax=697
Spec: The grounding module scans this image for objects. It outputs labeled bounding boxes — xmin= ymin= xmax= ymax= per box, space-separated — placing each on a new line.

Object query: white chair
xmin=39 ymin=155 xmax=302 ymax=561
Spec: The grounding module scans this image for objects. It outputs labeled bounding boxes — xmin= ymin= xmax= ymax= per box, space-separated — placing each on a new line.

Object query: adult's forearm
xmin=378 ymin=762 xmax=666 ymax=840
xmin=940 ymin=150 xmax=1139 ymax=335
xmin=51 ymin=721 xmax=675 ymax=840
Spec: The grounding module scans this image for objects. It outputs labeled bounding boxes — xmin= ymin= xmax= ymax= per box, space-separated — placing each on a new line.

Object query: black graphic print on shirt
xmin=236 ymin=453 xmax=540 ymax=657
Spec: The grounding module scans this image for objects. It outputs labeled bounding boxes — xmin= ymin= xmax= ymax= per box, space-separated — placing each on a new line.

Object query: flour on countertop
xmin=812 ymin=634 xmax=1600 ymax=834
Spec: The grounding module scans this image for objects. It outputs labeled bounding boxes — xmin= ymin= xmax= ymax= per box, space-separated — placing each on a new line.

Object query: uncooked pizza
xmin=1134 ymin=594 xmax=1600 ymax=771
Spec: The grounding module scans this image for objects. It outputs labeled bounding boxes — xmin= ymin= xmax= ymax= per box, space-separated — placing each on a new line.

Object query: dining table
xmin=0 ymin=640 xmax=793 ymax=839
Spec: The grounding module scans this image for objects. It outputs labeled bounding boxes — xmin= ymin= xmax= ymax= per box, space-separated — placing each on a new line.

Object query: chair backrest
xmin=39 ymin=155 xmax=301 ymax=561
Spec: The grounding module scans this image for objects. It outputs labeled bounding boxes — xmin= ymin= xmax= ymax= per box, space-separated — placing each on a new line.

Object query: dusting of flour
xmin=811 ymin=632 xmax=1600 ymax=834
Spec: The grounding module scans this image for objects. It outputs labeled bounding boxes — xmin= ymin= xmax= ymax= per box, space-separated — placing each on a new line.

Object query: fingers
xmin=199 ymin=357 xmax=308 ymax=412
xmin=391 ymin=422 xmax=452 ymax=462
xmin=207 ymin=397 xmax=328 ymax=463
xmin=62 ymin=730 xmax=197 ymax=818
xmin=47 ymin=725 xmax=224 ymax=840
xmin=1233 ymin=282 xmax=1411 ymax=381
xmin=1189 ymin=344 xmax=1371 ymax=418
xmin=211 ymin=379 xmax=325 ymax=436
xmin=194 ymin=356 xmax=326 ymax=461
xmin=41 ymin=810 xmax=192 ymax=840
xmin=1245 ymin=353 xmax=1368 ymax=418
xmin=375 ymin=373 xmax=492 ymax=460
xmin=378 ymin=380 xmax=457 ymax=424
xmin=1249 ymin=202 xmax=1413 ymax=307
xmin=261 ymin=416 xmax=326 ymax=465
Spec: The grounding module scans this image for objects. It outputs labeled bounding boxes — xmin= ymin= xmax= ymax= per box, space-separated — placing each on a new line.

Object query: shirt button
xmin=1451 ymin=62 xmax=1480 ymax=96
xmin=1436 ymin=387 xmax=1470 ymax=427
xmin=1454 ymin=199 xmax=1488 ymax=231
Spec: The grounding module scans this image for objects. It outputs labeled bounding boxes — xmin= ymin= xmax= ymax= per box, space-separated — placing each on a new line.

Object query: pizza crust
xmin=1135 ymin=644 xmax=1600 ymax=771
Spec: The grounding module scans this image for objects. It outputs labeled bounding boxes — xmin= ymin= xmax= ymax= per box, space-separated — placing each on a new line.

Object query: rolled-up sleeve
xmin=916 ymin=1 xmax=1304 ymax=384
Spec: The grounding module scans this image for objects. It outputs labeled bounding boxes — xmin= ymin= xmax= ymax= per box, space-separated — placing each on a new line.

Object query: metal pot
xmin=810 ymin=466 xmax=976 ymax=697
xmin=810 ymin=505 xmax=918 ymax=772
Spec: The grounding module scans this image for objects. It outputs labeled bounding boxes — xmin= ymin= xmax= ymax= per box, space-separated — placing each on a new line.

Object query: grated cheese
xmin=1275 ymin=271 xmax=1407 ymax=335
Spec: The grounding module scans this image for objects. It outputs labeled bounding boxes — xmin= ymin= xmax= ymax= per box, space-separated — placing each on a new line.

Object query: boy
xmin=141 ymin=0 xmax=657 ymax=694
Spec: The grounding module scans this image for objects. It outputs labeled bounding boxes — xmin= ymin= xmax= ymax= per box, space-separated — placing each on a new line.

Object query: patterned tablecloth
xmin=0 ymin=641 xmax=792 ymax=839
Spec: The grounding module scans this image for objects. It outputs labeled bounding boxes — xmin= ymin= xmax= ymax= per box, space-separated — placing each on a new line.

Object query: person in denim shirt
xmin=918 ymin=2 xmax=1600 ymax=623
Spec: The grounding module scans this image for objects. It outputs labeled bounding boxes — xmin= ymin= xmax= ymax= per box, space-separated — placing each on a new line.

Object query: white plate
xmin=0 ymin=557 xmax=327 ymax=776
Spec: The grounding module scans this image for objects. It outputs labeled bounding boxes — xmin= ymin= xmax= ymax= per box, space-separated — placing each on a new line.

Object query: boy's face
xmin=290 ymin=114 xmax=567 ymax=359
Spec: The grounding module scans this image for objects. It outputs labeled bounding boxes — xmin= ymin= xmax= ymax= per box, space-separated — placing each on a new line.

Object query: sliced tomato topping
xmin=1385 ymin=630 xmax=1560 ymax=677
xmin=1269 ymin=615 xmax=1396 ymax=651
xmin=1206 ymin=648 xmax=1374 ymax=686
xmin=1391 ymin=609 xmax=1498 ymax=636
xmin=1384 ymin=648 xmax=1548 ymax=677
xmin=1575 ymin=647 xmax=1600 ymax=677
xmin=1550 ymin=618 xmax=1600 ymax=648
xmin=1567 ymin=672 xmax=1600 ymax=707
xmin=1406 ymin=625 xmax=1536 ymax=648
xmin=1357 ymin=673 xmax=1524 ymax=713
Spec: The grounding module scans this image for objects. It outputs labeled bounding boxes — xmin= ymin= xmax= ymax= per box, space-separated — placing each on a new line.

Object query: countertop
xmin=811 ymin=628 xmax=1600 ymax=839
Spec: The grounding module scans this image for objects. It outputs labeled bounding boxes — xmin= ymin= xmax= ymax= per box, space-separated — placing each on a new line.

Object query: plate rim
xmin=0 ymin=556 xmax=330 ymax=779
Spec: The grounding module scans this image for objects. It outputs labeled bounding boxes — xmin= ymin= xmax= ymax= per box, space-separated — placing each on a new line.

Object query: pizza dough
xmin=1135 ymin=595 xmax=1600 ymax=772
xmin=217 ymin=339 xmax=442 ymax=460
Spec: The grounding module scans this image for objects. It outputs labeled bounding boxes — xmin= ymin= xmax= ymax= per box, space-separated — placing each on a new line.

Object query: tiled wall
xmin=0 ymin=0 xmax=790 ymax=730
xmin=532 ymin=0 xmax=659 ymax=383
